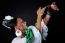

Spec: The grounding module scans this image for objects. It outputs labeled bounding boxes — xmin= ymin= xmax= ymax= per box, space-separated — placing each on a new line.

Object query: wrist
xmin=37 ymin=14 xmax=43 ymax=17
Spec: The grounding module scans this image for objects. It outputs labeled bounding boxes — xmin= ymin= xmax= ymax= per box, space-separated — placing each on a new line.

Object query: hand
xmin=37 ymin=7 xmax=46 ymax=16
xmin=50 ymin=2 xmax=59 ymax=11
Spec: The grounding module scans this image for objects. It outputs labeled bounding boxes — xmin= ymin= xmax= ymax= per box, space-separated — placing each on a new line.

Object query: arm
xmin=36 ymin=15 xmax=42 ymax=32
xmin=41 ymin=19 xmax=48 ymax=40
xmin=44 ymin=12 xmax=51 ymax=24
xmin=41 ymin=2 xmax=59 ymax=40
xmin=36 ymin=7 xmax=46 ymax=32
xmin=44 ymin=2 xmax=59 ymax=25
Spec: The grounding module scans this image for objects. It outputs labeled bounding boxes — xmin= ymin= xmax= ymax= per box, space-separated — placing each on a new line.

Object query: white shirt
xmin=12 ymin=37 xmax=26 ymax=43
xmin=28 ymin=26 xmax=41 ymax=43
xmin=12 ymin=21 xmax=48 ymax=43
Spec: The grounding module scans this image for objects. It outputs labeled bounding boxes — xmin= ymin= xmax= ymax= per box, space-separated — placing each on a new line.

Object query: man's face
xmin=17 ymin=18 xmax=27 ymax=31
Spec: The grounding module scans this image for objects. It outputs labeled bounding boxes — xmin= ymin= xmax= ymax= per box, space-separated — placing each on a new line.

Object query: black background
xmin=0 ymin=0 xmax=65 ymax=43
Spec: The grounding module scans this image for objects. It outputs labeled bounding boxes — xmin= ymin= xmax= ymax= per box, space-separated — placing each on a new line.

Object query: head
xmin=50 ymin=2 xmax=59 ymax=11
xmin=9 ymin=16 xmax=27 ymax=31
xmin=16 ymin=17 xmax=27 ymax=31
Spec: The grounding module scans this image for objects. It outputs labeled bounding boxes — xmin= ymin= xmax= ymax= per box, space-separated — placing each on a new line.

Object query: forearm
xmin=44 ymin=2 xmax=59 ymax=24
xmin=44 ymin=14 xmax=51 ymax=25
xmin=36 ymin=15 xmax=42 ymax=32
xmin=36 ymin=7 xmax=46 ymax=32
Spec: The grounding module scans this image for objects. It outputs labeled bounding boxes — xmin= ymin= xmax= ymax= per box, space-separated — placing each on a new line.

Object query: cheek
xmin=51 ymin=5 xmax=57 ymax=10
xmin=20 ymin=24 xmax=24 ymax=28
xmin=17 ymin=22 xmax=21 ymax=28
xmin=51 ymin=5 xmax=55 ymax=8
xmin=24 ymin=23 xmax=26 ymax=26
xmin=22 ymin=23 xmax=27 ymax=28
xmin=20 ymin=23 xmax=26 ymax=28
xmin=23 ymin=22 xmax=27 ymax=26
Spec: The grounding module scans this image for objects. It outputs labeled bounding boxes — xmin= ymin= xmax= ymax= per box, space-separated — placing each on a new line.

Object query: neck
xmin=22 ymin=31 xmax=26 ymax=38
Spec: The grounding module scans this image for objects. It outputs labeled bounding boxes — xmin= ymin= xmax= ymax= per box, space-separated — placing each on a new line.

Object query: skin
xmin=15 ymin=7 xmax=46 ymax=35
xmin=15 ymin=7 xmax=46 ymax=33
xmin=50 ymin=2 xmax=59 ymax=11
xmin=36 ymin=7 xmax=46 ymax=32
xmin=36 ymin=2 xmax=59 ymax=32
xmin=15 ymin=18 xmax=27 ymax=37
xmin=15 ymin=2 xmax=59 ymax=35
xmin=44 ymin=2 xmax=59 ymax=24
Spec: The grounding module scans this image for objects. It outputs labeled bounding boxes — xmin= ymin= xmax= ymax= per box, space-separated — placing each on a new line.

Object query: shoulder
xmin=28 ymin=25 xmax=39 ymax=31
xmin=28 ymin=25 xmax=36 ymax=28
xmin=11 ymin=37 xmax=26 ymax=43
xmin=11 ymin=37 xmax=21 ymax=43
xmin=28 ymin=25 xmax=41 ymax=36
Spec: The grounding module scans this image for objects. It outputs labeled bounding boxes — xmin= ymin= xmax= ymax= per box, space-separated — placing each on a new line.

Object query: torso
xmin=28 ymin=26 xmax=42 ymax=43
xmin=12 ymin=26 xmax=42 ymax=43
xmin=12 ymin=37 xmax=26 ymax=43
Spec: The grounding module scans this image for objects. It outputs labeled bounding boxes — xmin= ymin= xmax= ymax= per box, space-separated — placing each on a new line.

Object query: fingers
xmin=42 ymin=7 xmax=46 ymax=12
xmin=37 ymin=7 xmax=46 ymax=16
xmin=37 ymin=7 xmax=41 ymax=15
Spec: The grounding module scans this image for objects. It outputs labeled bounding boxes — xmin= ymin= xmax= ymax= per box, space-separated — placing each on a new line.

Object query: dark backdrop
xmin=0 ymin=0 xmax=65 ymax=43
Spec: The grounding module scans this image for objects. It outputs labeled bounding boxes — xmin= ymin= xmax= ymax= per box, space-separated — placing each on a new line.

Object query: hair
xmin=9 ymin=16 xmax=28 ymax=27
xmin=9 ymin=17 xmax=17 ymax=27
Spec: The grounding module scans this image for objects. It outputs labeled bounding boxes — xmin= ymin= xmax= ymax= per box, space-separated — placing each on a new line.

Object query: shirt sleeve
xmin=28 ymin=26 xmax=41 ymax=43
xmin=41 ymin=20 xmax=48 ymax=40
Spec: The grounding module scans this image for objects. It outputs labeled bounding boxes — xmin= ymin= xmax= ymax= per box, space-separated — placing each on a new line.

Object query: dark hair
xmin=9 ymin=16 xmax=27 ymax=27
xmin=9 ymin=17 xmax=17 ymax=27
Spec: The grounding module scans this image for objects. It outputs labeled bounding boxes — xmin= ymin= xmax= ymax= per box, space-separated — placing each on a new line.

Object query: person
xmin=2 ymin=6 xmax=45 ymax=43
xmin=2 ymin=2 xmax=59 ymax=43
xmin=11 ymin=7 xmax=46 ymax=43
xmin=11 ymin=2 xmax=59 ymax=43
xmin=36 ymin=2 xmax=59 ymax=41
xmin=41 ymin=2 xmax=59 ymax=43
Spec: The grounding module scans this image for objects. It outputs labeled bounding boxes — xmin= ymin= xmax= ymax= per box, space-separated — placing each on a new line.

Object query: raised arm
xmin=36 ymin=7 xmax=46 ymax=32
xmin=44 ymin=2 xmax=59 ymax=24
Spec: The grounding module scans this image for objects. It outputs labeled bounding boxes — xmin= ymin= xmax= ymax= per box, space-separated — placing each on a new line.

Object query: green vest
xmin=25 ymin=28 xmax=34 ymax=43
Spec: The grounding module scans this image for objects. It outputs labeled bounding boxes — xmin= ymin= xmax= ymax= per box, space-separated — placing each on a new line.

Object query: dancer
xmin=2 ymin=2 xmax=59 ymax=43
xmin=2 ymin=7 xmax=46 ymax=43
